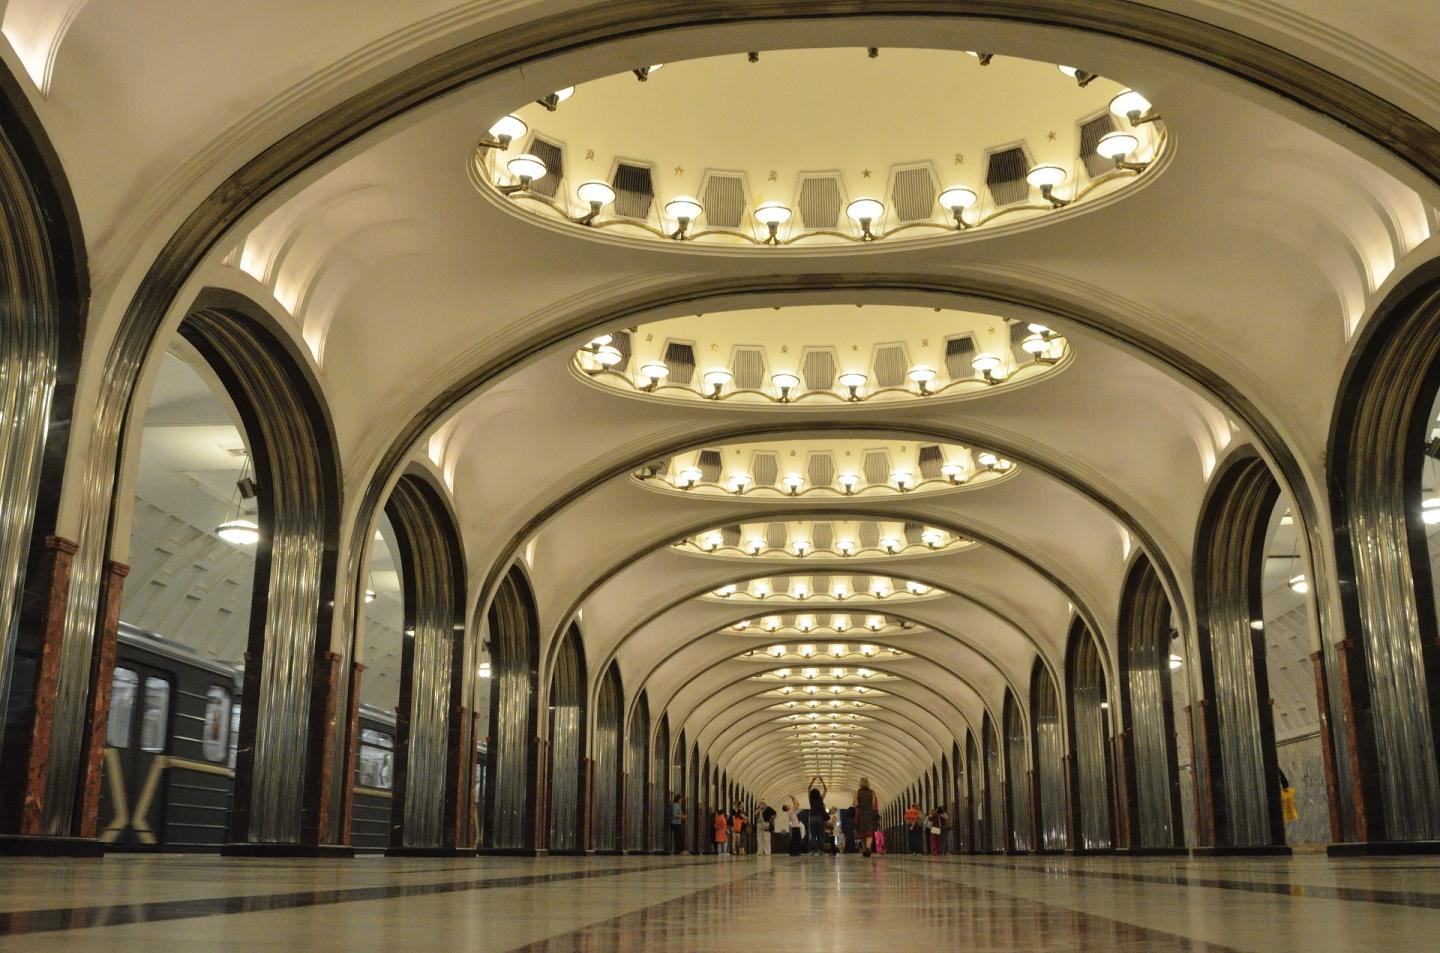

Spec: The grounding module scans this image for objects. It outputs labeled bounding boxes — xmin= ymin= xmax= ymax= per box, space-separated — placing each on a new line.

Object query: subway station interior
xmin=2 ymin=2 xmax=1440 ymax=950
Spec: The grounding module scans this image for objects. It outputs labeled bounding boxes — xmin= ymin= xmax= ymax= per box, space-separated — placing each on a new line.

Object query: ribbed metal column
xmin=623 ymin=690 xmax=649 ymax=851
xmin=1329 ymin=273 xmax=1440 ymax=841
xmin=384 ymin=475 xmax=465 ymax=850
xmin=686 ymin=740 xmax=698 ymax=853
xmin=484 ymin=569 xmax=538 ymax=850
xmin=547 ymin=626 xmax=585 ymax=852
xmin=1194 ymin=454 xmax=1286 ymax=847
xmin=1067 ymin=622 xmax=1113 ymax=851
xmin=983 ymin=714 xmax=1004 ymax=851
xmin=1004 ymin=691 xmax=1033 ymax=851
xmin=1031 ymin=662 xmax=1069 ymax=850
xmin=1119 ymin=557 xmax=1183 ymax=849
xmin=964 ymin=733 xmax=980 ymax=851
xmin=650 ymin=714 xmax=669 ymax=852
xmin=593 ymin=663 xmax=623 ymax=851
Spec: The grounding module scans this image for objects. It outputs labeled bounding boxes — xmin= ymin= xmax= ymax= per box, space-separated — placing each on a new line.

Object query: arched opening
xmin=651 ymin=711 xmax=669 ymax=853
xmin=964 ymin=730 xmax=980 ymax=854
xmin=1066 ymin=619 xmax=1114 ymax=852
xmin=1117 ymin=556 xmax=1185 ymax=852
xmin=1328 ymin=260 xmax=1440 ymax=845
xmin=84 ymin=291 xmax=342 ymax=852
xmin=482 ymin=566 xmax=540 ymax=852
xmin=1003 ymin=689 xmax=1033 ymax=853
xmin=982 ymin=712 xmax=1004 ymax=854
xmin=687 ymin=745 xmax=700 ymax=854
xmin=1030 ymin=659 xmax=1068 ymax=851
xmin=623 ymin=690 xmax=650 ymax=852
xmin=594 ymin=661 xmax=625 ymax=852
xmin=356 ymin=472 xmax=467 ymax=854
xmin=546 ymin=624 xmax=587 ymax=853
xmin=1192 ymin=451 xmax=1290 ymax=852
xmin=950 ymin=741 xmax=964 ymax=853
xmin=0 ymin=62 xmax=88 ymax=846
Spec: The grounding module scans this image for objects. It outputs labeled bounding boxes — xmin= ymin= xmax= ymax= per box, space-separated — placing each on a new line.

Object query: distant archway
xmin=1066 ymin=619 xmax=1114 ymax=852
xmin=482 ymin=566 xmax=540 ymax=851
xmin=547 ymin=624 xmax=587 ymax=853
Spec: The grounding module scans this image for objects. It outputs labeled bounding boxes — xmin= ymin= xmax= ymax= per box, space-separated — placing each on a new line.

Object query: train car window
xmin=358 ymin=728 xmax=394 ymax=790
xmin=107 ymin=667 xmax=140 ymax=747
xmin=140 ymin=676 xmax=171 ymax=753
xmin=228 ymin=702 xmax=241 ymax=769
xmin=202 ymin=686 xmax=231 ymax=762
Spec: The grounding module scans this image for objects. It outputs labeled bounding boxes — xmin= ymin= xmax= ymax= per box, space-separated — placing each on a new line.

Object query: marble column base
xmin=220 ymin=842 xmax=355 ymax=858
xmin=1327 ymin=839 xmax=1440 ymax=856
xmin=383 ymin=846 xmax=475 ymax=857
xmin=476 ymin=846 xmax=541 ymax=857
xmin=1190 ymin=844 xmax=1292 ymax=857
xmin=0 ymin=833 xmax=104 ymax=856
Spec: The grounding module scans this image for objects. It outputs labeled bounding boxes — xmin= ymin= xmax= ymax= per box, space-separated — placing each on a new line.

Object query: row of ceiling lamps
xmin=770 ymin=666 xmax=879 ymax=679
xmin=483 ymin=90 xmax=1156 ymax=241
xmin=700 ymin=528 xmax=950 ymax=554
xmin=735 ymin=615 xmax=897 ymax=632
xmin=754 ymin=643 xmax=891 ymax=657
xmin=586 ymin=331 xmax=1060 ymax=396
xmin=779 ymin=685 xmax=872 ymax=695
xmin=715 ymin=580 xmax=931 ymax=599
xmin=673 ymin=458 xmax=1008 ymax=496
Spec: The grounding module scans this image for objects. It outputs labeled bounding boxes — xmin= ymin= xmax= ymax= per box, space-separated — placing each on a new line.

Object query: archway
xmin=650 ymin=711 xmax=669 ymax=853
xmin=593 ymin=661 xmax=625 ymax=852
xmin=359 ymin=472 xmax=467 ymax=854
xmin=1328 ymin=260 xmax=1440 ymax=845
xmin=964 ymin=731 xmax=980 ymax=854
xmin=1117 ymin=556 xmax=1185 ymax=852
xmin=1003 ymin=689 xmax=1033 ymax=853
xmin=547 ymin=624 xmax=587 ymax=853
xmin=482 ymin=566 xmax=540 ymax=851
xmin=1030 ymin=659 xmax=1068 ymax=851
xmin=624 ymin=689 xmax=650 ymax=852
xmin=982 ymin=712 xmax=1004 ymax=853
xmin=1066 ymin=619 xmax=1114 ymax=852
xmin=1192 ymin=451 xmax=1289 ymax=852
xmin=0 ymin=61 xmax=88 ymax=847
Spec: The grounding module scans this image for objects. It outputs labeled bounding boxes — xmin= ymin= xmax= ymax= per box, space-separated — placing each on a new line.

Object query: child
xmin=713 ymin=809 xmax=729 ymax=855
xmin=731 ymin=807 xmax=747 ymax=855
xmin=874 ymin=827 xmax=886 ymax=855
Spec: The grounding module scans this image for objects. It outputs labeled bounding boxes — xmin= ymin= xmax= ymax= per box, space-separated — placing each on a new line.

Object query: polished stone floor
xmin=0 ymin=851 xmax=1438 ymax=951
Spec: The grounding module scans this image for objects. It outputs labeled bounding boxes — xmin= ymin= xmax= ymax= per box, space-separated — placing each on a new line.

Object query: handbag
xmin=1281 ymin=786 xmax=1299 ymax=822
xmin=929 ymin=825 xmax=942 ymax=835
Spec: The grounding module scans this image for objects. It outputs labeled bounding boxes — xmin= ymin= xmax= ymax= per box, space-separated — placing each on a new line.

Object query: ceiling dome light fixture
xmin=938 ymin=187 xmax=978 ymax=229
xmin=675 ymin=466 xmax=703 ymax=489
xmin=1057 ymin=64 xmax=1097 ymax=86
xmin=971 ymin=352 xmax=1004 ymax=384
xmin=536 ymin=86 xmax=575 ymax=110
xmin=1096 ymin=130 xmax=1148 ymax=172
xmin=1110 ymin=88 xmax=1156 ymax=125
xmin=575 ymin=180 xmax=617 ymax=224
xmin=771 ymin=372 xmax=801 ymax=402
xmin=217 ymin=518 xmax=260 ymax=546
xmin=729 ymin=473 xmax=752 ymax=495
xmin=592 ymin=343 xmax=623 ymax=367
xmin=845 ymin=198 xmax=885 ymax=241
xmin=890 ymin=469 xmax=914 ymax=492
xmin=836 ymin=538 xmax=855 ymax=557
xmin=633 ymin=63 xmax=665 ymax=81
xmin=702 ymin=367 xmax=733 ymax=398
xmin=941 ymin=462 xmax=967 ymax=485
xmin=880 ymin=537 xmax=900 ymax=554
xmin=1026 ymin=165 xmax=1069 ymax=207
xmin=500 ymin=153 xmax=548 ymax=194
xmin=782 ymin=472 xmax=805 ymax=496
xmin=481 ymin=114 xmax=528 ymax=151
xmin=754 ymin=203 xmax=793 ymax=244
xmin=907 ymin=365 xmax=938 ymax=396
xmin=747 ymin=536 xmax=766 ymax=554
xmin=639 ymin=361 xmax=669 ymax=390
xmin=921 ymin=528 xmax=944 ymax=548
xmin=666 ymin=196 xmax=704 ymax=240
xmin=838 ymin=472 xmax=860 ymax=495
xmin=838 ymin=371 xmax=868 ymax=401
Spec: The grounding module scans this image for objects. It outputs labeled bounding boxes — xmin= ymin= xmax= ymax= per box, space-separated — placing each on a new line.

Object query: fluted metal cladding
xmin=965 ymin=733 xmax=981 ymax=850
xmin=593 ymin=665 xmax=624 ymax=851
xmin=623 ymin=690 xmax=649 ymax=851
xmin=385 ymin=477 xmax=463 ymax=849
xmin=983 ymin=717 xmax=1005 ymax=851
xmin=1332 ymin=287 xmax=1440 ymax=840
xmin=650 ymin=715 xmax=669 ymax=852
xmin=686 ymin=743 xmax=699 ymax=853
xmin=1031 ymin=664 xmax=1069 ymax=850
xmin=1121 ymin=559 xmax=1181 ymax=849
xmin=1198 ymin=458 xmax=1281 ymax=847
xmin=59 ymin=308 xmax=339 ymax=841
xmin=1069 ymin=627 xmax=1113 ymax=850
xmin=547 ymin=628 xmax=585 ymax=851
xmin=0 ymin=124 xmax=61 ymax=757
xmin=1004 ymin=693 xmax=1033 ymax=852
xmin=486 ymin=571 xmax=538 ymax=849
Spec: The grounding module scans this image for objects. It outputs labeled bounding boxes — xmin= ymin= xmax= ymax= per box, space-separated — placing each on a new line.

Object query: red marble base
xmin=0 ymin=833 xmax=104 ymax=856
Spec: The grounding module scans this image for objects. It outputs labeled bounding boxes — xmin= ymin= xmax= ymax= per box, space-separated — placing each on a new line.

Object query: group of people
xmin=667 ymin=775 xmax=883 ymax=858
xmin=903 ymin=803 xmax=952 ymax=854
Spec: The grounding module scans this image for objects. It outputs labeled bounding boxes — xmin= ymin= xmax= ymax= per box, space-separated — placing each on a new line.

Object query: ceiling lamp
xmin=701 ymin=533 xmax=724 ymax=552
xmin=1026 ymin=165 xmax=1069 ymax=207
xmin=781 ymin=472 xmax=805 ymax=496
xmin=793 ymin=583 xmax=810 ymax=599
xmin=747 ymin=537 xmax=766 ymax=555
xmin=938 ymin=187 xmax=978 ymax=229
xmin=880 ymin=536 xmax=900 ymax=554
xmin=575 ymin=180 xmax=617 ymax=225
xmin=940 ymin=462 xmax=966 ymax=485
xmin=675 ymin=466 xmax=702 ymax=489
xmin=805 ymin=685 xmax=818 ymax=695
xmin=771 ymin=371 xmax=800 ymax=402
xmin=800 ymin=645 xmax=816 ymax=658
xmin=890 ymin=469 xmax=914 ymax=492
xmin=729 ymin=473 xmax=752 ymax=495
xmin=836 ymin=538 xmax=855 ymax=557
xmin=702 ymin=367 xmax=733 ymax=398
xmin=775 ymin=667 xmax=792 ymax=679
xmin=845 ymin=198 xmax=884 ymax=241
xmin=965 ymin=51 xmax=995 ymax=66
xmin=1169 ymin=653 xmax=1183 ymax=670
xmin=734 ymin=620 xmax=751 ymax=631
xmin=769 ymin=644 xmax=785 ymax=657
xmin=753 ymin=582 xmax=772 ymax=598
xmin=976 ymin=451 xmax=1000 ymax=469
xmin=1097 ymin=131 xmax=1148 ymax=173
xmin=715 ymin=584 xmax=737 ymax=597
xmin=1423 ymin=498 xmax=1440 ymax=524
xmin=870 ymin=580 xmax=888 ymax=598
xmin=793 ymin=537 xmax=811 ymax=557
xmin=536 ymin=86 xmax=575 ymax=111
xmin=1057 ymin=64 xmax=1097 ymax=86
xmin=665 ymin=197 xmax=703 ymax=240
xmin=865 ymin=616 xmax=884 ymax=631
xmin=217 ymin=518 xmax=260 ymax=545
xmin=905 ymin=580 xmax=928 ymax=594
xmin=501 ymin=154 xmax=547 ymax=194
xmin=971 ymin=353 xmax=1004 ymax=384
xmin=834 ymin=616 xmax=850 ymax=632
xmin=838 ymin=473 xmax=860 ymax=495
xmin=1110 ymin=88 xmax=1156 ymax=125
xmin=764 ymin=615 xmax=780 ymax=630
xmin=907 ymin=365 xmax=938 ymax=395
xmin=481 ymin=114 xmax=527 ymax=151
xmin=838 ymin=371 xmax=868 ymax=401
xmin=1288 ymin=574 xmax=1309 ymax=594
xmin=861 ymin=643 xmax=878 ymax=656
xmin=780 ymin=686 xmax=793 ymax=694
xmin=639 ymin=361 xmax=668 ymax=390
xmin=1021 ymin=333 xmax=1054 ymax=362
xmin=831 ymin=583 xmax=850 ymax=600
xmin=755 ymin=203 xmax=793 ymax=244
xmin=921 ymin=528 xmax=944 ymax=548
xmin=633 ymin=63 xmax=664 ymax=81
xmin=591 ymin=344 xmax=623 ymax=368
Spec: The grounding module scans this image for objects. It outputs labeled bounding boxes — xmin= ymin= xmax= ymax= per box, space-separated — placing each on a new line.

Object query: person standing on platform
xmin=904 ymin=803 xmax=923 ymax=854
xmin=807 ymin=776 xmax=828 ymax=856
xmin=731 ymin=803 xmax=747 ymax=855
xmin=853 ymin=778 xmax=880 ymax=857
xmin=785 ymin=796 xmax=805 ymax=855
xmin=714 ymin=808 xmax=729 ymax=855
xmin=756 ymin=800 xmax=775 ymax=855
xmin=670 ymin=794 xmax=687 ymax=855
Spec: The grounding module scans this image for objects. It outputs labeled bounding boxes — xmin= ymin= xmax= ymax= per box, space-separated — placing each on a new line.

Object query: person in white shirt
xmin=784 ymin=797 xmax=805 ymax=855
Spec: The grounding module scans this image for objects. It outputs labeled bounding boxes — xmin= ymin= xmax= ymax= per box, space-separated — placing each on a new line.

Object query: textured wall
xmin=1276 ymin=734 xmax=1330 ymax=847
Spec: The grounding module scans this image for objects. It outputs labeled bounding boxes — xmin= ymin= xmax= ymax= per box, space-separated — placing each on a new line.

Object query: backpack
xmin=762 ymin=806 xmax=776 ymax=823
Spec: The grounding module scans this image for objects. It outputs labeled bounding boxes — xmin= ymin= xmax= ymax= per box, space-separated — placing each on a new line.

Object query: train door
xmin=99 ymin=662 xmax=173 ymax=847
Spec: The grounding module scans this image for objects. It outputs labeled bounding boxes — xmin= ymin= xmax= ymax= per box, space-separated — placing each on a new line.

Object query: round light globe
xmin=506 ymin=153 xmax=547 ymax=182
xmin=1026 ymin=164 xmax=1067 ymax=189
xmin=938 ymin=187 xmax=978 ymax=210
xmin=1097 ymin=131 xmax=1140 ymax=161
xmin=845 ymin=198 xmax=884 ymax=223
xmin=216 ymin=519 xmax=260 ymax=545
xmin=576 ymin=180 xmax=616 ymax=206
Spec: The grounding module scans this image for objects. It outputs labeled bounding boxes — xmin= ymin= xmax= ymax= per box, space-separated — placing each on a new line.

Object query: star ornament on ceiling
xmin=861 ymin=168 xmax=873 ymax=178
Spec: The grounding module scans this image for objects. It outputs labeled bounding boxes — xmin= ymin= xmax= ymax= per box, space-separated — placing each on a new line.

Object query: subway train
xmin=99 ymin=623 xmax=400 ymax=851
